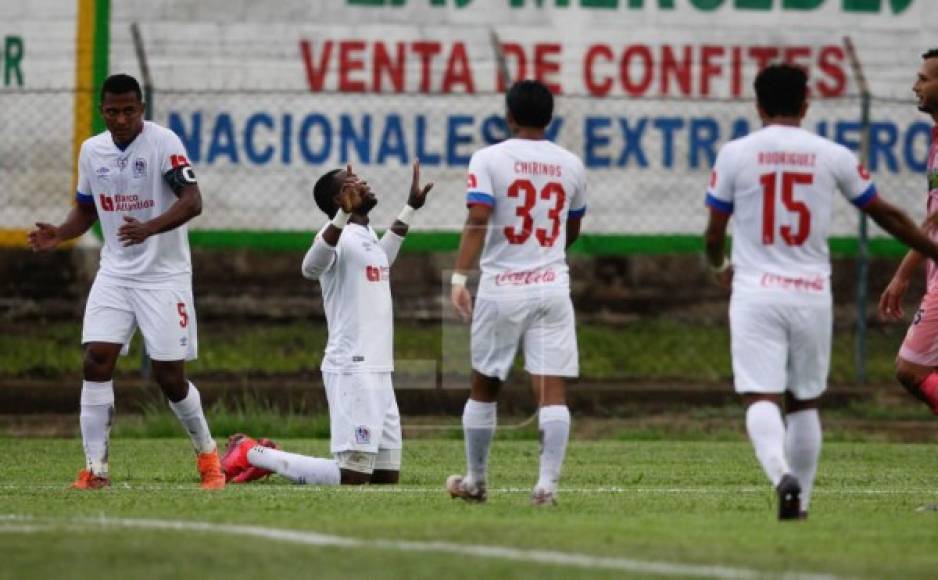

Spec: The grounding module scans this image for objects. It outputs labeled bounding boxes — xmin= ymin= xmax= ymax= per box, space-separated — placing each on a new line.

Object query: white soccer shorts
xmin=81 ymin=278 xmax=198 ymax=361
xmin=729 ymin=297 xmax=831 ymax=400
xmin=470 ymin=294 xmax=579 ymax=381
xmin=323 ymin=371 xmax=402 ymax=466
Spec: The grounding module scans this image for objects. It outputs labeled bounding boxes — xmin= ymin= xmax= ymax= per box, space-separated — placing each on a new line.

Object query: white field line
xmin=0 ymin=483 xmax=933 ymax=496
xmin=0 ymin=514 xmax=838 ymax=580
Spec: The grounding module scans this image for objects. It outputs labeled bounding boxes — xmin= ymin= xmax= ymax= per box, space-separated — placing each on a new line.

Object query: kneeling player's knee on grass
xmin=336 ymin=450 xmax=381 ymax=485
xmin=340 ymin=469 xmax=372 ymax=485
xmin=370 ymin=470 xmax=400 ymax=485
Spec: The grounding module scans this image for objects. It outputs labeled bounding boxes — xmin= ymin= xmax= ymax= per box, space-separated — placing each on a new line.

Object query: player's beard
xmin=358 ymin=196 xmax=378 ymax=215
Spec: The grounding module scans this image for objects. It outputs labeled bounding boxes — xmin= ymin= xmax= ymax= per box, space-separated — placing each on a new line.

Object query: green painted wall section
xmin=186 ymin=230 xmax=909 ymax=257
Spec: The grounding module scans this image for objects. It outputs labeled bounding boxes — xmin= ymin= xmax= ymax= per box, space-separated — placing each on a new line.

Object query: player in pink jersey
xmin=447 ymin=80 xmax=587 ymax=506
xmin=705 ymin=64 xmax=938 ymax=520
xmin=880 ymin=49 xmax=938 ymax=413
xmin=27 ymin=74 xmax=224 ymax=490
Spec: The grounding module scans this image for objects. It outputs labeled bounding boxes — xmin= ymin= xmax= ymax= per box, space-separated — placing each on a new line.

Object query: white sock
xmin=463 ymin=399 xmax=496 ymax=487
xmin=535 ymin=405 xmax=570 ymax=493
xmin=786 ymin=409 xmax=821 ymax=512
xmin=167 ymin=382 xmax=216 ymax=454
xmin=80 ymin=380 xmax=115 ymax=476
xmin=247 ymin=446 xmax=340 ymax=486
xmin=745 ymin=400 xmax=791 ymax=487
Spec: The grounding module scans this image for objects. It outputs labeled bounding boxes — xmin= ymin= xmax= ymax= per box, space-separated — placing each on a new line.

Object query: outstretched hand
xmin=27 ymin=222 xmax=61 ymax=252
xmin=407 ymin=160 xmax=434 ymax=210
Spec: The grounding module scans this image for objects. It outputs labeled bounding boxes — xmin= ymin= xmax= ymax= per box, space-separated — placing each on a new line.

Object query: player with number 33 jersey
xmin=447 ymin=80 xmax=586 ymax=507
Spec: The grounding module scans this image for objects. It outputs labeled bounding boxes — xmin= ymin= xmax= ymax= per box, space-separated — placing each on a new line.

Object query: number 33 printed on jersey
xmin=504 ymin=179 xmax=566 ymax=247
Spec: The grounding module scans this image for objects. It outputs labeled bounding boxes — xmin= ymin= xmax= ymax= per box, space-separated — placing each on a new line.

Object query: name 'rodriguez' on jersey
xmin=465 ymin=138 xmax=587 ymax=300
xmin=75 ymin=121 xmax=195 ymax=289
xmin=705 ymin=124 xmax=877 ymax=303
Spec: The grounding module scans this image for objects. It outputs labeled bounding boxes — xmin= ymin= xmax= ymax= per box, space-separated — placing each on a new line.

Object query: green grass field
xmin=0 ymin=319 xmax=912 ymax=383
xmin=2 ymin=437 xmax=937 ymax=579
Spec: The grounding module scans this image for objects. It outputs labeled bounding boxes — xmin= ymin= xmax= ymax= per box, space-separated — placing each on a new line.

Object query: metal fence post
xmin=132 ymin=22 xmax=154 ymax=380
xmin=844 ymin=37 xmax=872 ymax=385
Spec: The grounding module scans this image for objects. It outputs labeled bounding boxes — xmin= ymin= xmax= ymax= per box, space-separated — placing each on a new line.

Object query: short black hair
xmin=506 ymin=80 xmax=553 ymax=129
xmin=100 ymin=73 xmax=142 ymax=102
xmin=313 ymin=169 xmax=343 ymax=218
xmin=754 ymin=64 xmax=807 ymax=118
xmin=923 ymin=48 xmax=938 ymax=61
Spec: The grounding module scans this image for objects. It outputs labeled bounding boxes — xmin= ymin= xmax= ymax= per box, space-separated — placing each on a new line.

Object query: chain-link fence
xmin=1 ymin=88 xmax=932 ymax=385
xmin=5 ymin=90 xmax=927 ymax=238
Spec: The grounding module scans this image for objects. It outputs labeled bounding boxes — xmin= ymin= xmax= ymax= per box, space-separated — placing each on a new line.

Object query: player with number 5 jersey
xmin=27 ymin=74 xmax=225 ymax=491
xmin=704 ymin=64 xmax=938 ymax=521
xmin=448 ymin=80 xmax=586 ymax=507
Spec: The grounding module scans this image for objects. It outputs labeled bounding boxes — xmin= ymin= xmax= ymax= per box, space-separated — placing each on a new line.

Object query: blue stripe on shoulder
xmin=705 ymin=193 xmax=733 ymax=215
xmin=75 ymin=191 xmax=94 ymax=205
xmin=466 ymin=191 xmax=495 ymax=207
xmin=568 ymin=206 xmax=587 ymax=218
xmin=851 ymin=184 xmax=877 ymax=208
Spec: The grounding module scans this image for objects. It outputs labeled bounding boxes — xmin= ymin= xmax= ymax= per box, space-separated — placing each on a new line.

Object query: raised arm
xmin=380 ymin=160 xmax=433 ymax=266
xmin=27 ymin=202 xmax=98 ymax=251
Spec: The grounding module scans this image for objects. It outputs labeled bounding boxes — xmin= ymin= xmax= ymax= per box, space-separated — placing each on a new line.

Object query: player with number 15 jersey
xmin=704 ymin=64 xmax=938 ymax=521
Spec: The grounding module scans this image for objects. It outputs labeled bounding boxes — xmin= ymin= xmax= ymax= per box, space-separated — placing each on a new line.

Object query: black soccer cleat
xmin=776 ymin=474 xmax=802 ymax=521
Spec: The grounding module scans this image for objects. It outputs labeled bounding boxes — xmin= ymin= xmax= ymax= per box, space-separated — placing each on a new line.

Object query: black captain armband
xmin=163 ymin=164 xmax=198 ymax=192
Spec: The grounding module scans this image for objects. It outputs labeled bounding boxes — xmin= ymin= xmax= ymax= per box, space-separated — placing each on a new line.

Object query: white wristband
xmin=331 ymin=210 xmax=351 ymax=229
xmin=710 ymin=255 xmax=731 ymax=273
xmin=451 ymin=272 xmax=468 ymax=287
xmin=397 ymin=205 xmax=416 ymax=226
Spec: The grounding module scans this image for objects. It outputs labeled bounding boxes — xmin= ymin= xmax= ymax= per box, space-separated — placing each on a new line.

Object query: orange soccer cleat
xmin=197 ymin=449 xmax=226 ymax=490
xmin=71 ymin=469 xmax=110 ymax=490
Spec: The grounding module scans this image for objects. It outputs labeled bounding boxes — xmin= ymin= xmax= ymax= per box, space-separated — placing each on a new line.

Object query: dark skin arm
xmin=864 ymin=196 xmax=938 ymax=261
xmin=117 ymin=183 xmax=202 ymax=246
xmin=566 ymin=215 xmax=582 ymax=249
xmin=451 ymin=204 xmax=492 ymax=322
xmin=703 ymin=207 xmax=733 ymax=287
xmin=27 ymin=202 xmax=98 ymax=251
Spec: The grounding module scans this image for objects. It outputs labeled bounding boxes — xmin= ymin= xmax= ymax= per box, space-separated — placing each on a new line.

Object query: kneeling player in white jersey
xmin=27 ymin=74 xmax=225 ymax=489
xmin=221 ymin=162 xmax=433 ymax=486
xmin=704 ymin=64 xmax=938 ymax=519
xmin=447 ymin=80 xmax=587 ymax=506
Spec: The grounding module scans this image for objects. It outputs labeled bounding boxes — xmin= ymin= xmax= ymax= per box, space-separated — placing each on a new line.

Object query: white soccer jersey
xmin=76 ymin=121 xmax=194 ymax=289
xmin=305 ymin=223 xmax=395 ymax=373
xmin=706 ymin=125 xmax=876 ymax=304
xmin=466 ymin=138 xmax=587 ymax=300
